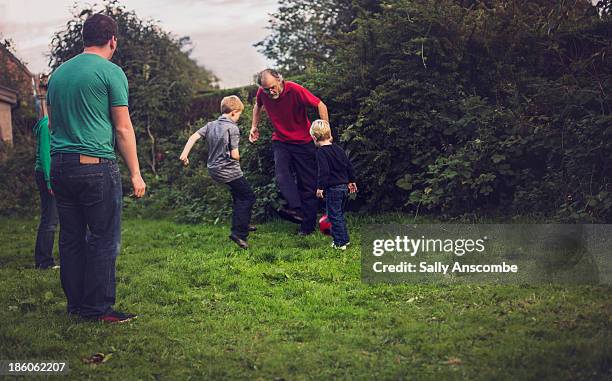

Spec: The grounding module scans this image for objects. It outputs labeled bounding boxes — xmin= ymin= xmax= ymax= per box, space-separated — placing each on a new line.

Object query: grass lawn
xmin=0 ymin=217 xmax=610 ymax=380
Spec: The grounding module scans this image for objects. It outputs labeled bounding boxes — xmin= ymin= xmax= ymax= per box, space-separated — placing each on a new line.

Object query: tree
xmin=49 ymin=0 xmax=218 ymax=175
xmin=305 ymin=0 xmax=611 ymax=221
xmin=254 ymin=0 xmax=380 ymax=74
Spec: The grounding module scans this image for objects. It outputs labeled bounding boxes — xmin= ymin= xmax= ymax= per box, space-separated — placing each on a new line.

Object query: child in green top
xmin=33 ymin=74 xmax=58 ymax=269
xmin=33 ymin=115 xmax=51 ymax=191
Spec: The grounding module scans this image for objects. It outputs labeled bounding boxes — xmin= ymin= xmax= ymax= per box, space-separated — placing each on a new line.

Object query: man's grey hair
xmin=256 ymin=68 xmax=283 ymax=86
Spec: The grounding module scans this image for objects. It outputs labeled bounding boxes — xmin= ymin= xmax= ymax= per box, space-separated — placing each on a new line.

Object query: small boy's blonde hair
xmin=220 ymin=95 xmax=244 ymax=114
xmin=310 ymin=119 xmax=332 ymax=142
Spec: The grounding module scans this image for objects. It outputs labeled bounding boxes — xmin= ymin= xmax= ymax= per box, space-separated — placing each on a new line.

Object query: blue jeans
xmin=326 ymin=184 xmax=350 ymax=246
xmin=51 ymin=153 xmax=122 ymax=318
xmin=34 ymin=170 xmax=58 ymax=268
xmin=273 ymin=141 xmax=318 ymax=233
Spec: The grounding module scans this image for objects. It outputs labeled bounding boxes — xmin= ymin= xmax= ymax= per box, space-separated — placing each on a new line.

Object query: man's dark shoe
xmin=229 ymin=234 xmax=249 ymax=249
xmin=98 ymin=310 xmax=137 ymax=324
xmin=37 ymin=263 xmax=58 ymax=270
xmin=248 ymin=225 xmax=257 ymax=232
xmin=297 ymin=229 xmax=314 ymax=237
xmin=277 ymin=206 xmax=303 ymax=224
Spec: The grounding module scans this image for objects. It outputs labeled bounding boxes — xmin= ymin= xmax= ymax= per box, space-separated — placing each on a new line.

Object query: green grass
xmin=0 ymin=217 xmax=610 ymax=380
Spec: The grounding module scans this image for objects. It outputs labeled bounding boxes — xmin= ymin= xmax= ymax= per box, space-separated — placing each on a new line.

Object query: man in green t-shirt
xmin=47 ymin=13 xmax=146 ymax=323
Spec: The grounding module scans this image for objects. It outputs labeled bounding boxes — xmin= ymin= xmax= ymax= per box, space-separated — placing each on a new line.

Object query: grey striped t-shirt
xmin=197 ymin=115 xmax=243 ymax=183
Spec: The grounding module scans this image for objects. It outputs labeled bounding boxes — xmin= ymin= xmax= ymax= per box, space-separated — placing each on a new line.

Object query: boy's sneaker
xmin=98 ymin=310 xmax=137 ymax=324
xmin=332 ymin=242 xmax=350 ymax=250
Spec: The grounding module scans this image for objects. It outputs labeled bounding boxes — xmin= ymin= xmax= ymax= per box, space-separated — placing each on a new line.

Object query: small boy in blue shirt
xmin=310 ymin=119 xmax=357 ymax=250
xmin=180 ymin=95 xmax=255 ymax=249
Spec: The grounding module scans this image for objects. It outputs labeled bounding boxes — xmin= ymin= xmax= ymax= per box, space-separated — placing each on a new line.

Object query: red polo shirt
xmin=256 ymin=80 xmax=321 ymax=144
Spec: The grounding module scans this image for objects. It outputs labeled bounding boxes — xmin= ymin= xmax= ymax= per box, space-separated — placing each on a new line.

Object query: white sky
xmin=0 ymin=0 xmax=278 ymax=88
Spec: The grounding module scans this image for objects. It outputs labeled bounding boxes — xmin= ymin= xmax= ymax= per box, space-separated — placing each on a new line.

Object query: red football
xmin=319 ymin=214 xmax=332 ymax=236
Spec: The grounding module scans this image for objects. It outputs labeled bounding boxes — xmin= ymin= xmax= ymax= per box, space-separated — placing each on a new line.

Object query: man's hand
xmin=348 ymin=182 xmax=358 ymax=194
xmin=316 ymin=189 xmax=325 ymax=199
xmin=249 ymin=127 xmax=260 ymax=143
xmin=48 ymin=188 xmax=54 ymax=196
xmin=179 ymin=153 xmax=189 ymax=167
xmin=131 ymin=174 xmax=146 ymax=198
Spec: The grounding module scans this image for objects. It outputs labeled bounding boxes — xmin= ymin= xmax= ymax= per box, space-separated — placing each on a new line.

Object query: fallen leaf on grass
xmin=82 ymin=353 xmax=112 ymax=365
xmin=445 ymin=357 xmax=462 ymax=365
xmin=554 ymin=319 xmax=577 ymax=330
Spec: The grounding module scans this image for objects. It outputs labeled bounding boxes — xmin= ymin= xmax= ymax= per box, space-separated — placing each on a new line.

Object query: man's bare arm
xmin=249 ymin=103 xmax=264 ymax=143
xmin=318 ymin=101 xmax=329 ymax=122
xmin=111 ymin=106 xmax=146 ymax=198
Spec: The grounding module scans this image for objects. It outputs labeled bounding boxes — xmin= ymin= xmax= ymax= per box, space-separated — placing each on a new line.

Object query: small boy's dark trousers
xmin=226 ymin=177 xmax=256 ymax=240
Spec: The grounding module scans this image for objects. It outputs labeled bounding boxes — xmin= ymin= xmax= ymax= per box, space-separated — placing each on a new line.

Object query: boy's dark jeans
xmin=227 ymin=176 xmax=256 ymax=240
xmin=51 ymin=153 xmax=122 ymax=318
xmin=35 ymin=170 xmax=58 ymax=268
xmin=326 ymin=184 xmax=350 ymax=246
xmin=272 ymin=141 xmax=318 ymax=233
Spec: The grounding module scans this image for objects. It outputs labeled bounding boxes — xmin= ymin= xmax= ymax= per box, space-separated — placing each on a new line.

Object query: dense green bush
xmin=287 ymin=0 xmax=611 ymax=222
xmin=3 ymin=0 xmax=610 ymax=224
xmin=0 ymin=136 xmax=37 ymax=216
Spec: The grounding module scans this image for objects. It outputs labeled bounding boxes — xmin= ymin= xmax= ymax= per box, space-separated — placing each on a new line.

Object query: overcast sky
xmin=0 ymin=0 xmax=278 ymax=88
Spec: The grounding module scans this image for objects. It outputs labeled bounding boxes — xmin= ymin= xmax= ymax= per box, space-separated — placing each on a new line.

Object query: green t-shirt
xmin=33 ymin=116 xmax=51 ymax=189
xmin=47 ymin=53 xmax=129 ymax=160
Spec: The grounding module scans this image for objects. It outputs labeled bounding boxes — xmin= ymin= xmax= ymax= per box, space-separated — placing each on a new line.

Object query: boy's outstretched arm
xmin=179 ymin=132 xmax=201 ymax=166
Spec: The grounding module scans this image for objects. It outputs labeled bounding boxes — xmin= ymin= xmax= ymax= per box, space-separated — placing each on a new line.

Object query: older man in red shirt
xmin=249 ymin=69 xmax=328 ymax=235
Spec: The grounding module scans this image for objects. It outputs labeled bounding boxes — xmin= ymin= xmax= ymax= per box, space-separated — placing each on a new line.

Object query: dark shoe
xmin=36 ymin=263 xmax=57 ymax=270
xmin=248 ymin=225 xmax=257 ymax=232
xmin=98 ymin=310 xmax=137 ymax=324
xmin=297 ymin=229 xmax=314 ymax=237
xmin=229 ymin=234 xmax=249 ymax=249
xmin=277 ymin=206 xmax=303 ymax=224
